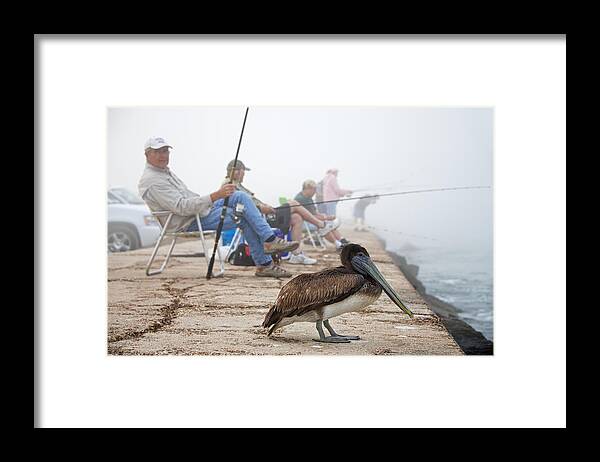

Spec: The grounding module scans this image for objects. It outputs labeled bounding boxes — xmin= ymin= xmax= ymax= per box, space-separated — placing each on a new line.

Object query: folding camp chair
xmin=303 ymin=221 xmax=328 ymax=250
xmin=145 ymin=211 xmax=232 ymax=277
xmin=277 ymin=196 xmax=327 ymax=250
xmin=224 ymin=226 xmax=244 ymax=261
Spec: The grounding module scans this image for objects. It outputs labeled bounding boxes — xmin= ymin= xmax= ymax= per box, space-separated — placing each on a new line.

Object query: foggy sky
xmin=107 ymin=106 xmax=492 ymax=252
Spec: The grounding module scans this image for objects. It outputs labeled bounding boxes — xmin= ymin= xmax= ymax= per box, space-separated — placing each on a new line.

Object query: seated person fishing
xmin=137 ymin=137 xmax=298 ymax=278
xmin=294 ymin=179 xmax=350 ymax=252
xmin=223 ymin=160 xmax=339 ymax=265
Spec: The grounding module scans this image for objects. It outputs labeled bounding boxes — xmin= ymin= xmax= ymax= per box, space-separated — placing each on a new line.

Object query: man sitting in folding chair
xmin=294 ymin=179 xmax=350 ymax=253
xmin=137 ymin=137 xmax=299 ymax=278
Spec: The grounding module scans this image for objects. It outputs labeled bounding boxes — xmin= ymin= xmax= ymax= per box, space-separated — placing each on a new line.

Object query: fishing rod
xmin=283 ymin=185 xmax=491 ymax=210
xmin=206 ymin=107 xmax=249 ymax=279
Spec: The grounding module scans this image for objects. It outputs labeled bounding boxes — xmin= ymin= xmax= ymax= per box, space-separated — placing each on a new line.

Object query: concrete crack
xmin=108 ymin=280 xmax=193 ymax=353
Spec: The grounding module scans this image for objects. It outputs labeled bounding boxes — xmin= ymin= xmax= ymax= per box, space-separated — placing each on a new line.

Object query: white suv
xmin=107 ymin=188 xmax=161 ymax=252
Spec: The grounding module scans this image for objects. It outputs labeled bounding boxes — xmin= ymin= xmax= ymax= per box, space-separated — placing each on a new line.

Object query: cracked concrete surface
xmin=107 ymin=227 xmax=464 ymax=355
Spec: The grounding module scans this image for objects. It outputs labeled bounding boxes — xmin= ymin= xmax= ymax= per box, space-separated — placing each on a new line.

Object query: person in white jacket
xmin=137 ymin=137 xmax=298 ymax=278
xmin=319 ymin=168 xmax=353 ymax=218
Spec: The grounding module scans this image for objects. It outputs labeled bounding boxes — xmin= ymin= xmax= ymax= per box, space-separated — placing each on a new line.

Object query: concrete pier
xmin=107 ymin=227 xmax=464 ymax=355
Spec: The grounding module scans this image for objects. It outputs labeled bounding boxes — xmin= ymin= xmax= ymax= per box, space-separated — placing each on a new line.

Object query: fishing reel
xmin=233 ymin=203 xmax=245 ymax=224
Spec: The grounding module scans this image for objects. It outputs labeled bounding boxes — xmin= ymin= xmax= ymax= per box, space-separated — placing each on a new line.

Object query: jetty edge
xmin=373 ymin=234 xmax=493 ymax=355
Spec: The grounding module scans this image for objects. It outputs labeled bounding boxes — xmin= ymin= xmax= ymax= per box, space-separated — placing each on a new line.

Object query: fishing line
xmin=365 ymin=226 xmax=439 ymax=242
xmin=283 ymin=185 xmax=491 ymax=210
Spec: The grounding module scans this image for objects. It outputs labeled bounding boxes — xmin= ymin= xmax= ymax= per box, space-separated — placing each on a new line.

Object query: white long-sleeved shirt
xmin=138 ymin=163 xmax=213 ymax=232
xmin=322 ymin=173 xmax=351 ymax=201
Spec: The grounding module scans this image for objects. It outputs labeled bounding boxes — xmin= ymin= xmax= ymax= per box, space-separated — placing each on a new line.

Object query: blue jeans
xmin=187 ymin=191 xmax=274 ymax=266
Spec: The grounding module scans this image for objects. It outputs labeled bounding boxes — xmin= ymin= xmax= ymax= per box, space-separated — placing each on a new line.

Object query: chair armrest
xmin=152 ymin=211 xmax=202 ymax=219
xmin=152 ymin=211 xmax=174 ymax=217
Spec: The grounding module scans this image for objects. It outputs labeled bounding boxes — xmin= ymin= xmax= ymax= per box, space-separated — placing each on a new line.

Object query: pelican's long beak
xmin=352 ymin=255 xmax=414 ymax=317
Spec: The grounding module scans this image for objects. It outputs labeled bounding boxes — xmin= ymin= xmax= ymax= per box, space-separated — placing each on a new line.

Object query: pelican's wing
xmin=263 ymin=267 xmax=365 ymax=329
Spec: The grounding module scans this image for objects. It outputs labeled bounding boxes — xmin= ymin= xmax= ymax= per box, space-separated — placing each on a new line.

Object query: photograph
xmin=36 ymin=35 xmax=566 ymax=429
xmin=107 ymin=106 xmax=493 ymax=356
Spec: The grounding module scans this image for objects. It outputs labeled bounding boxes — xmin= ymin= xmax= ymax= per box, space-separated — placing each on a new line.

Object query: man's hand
xmin=210 ymin=183 xmax=237 ymax=202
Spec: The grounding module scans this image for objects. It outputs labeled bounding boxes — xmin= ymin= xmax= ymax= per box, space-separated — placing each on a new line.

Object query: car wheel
xmin=108 ymin=225 xmax=140 ymax=252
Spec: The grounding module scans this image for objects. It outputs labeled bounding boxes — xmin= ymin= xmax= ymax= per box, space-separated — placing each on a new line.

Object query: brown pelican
xmin=262 ymin=243 xmax=414 ymax=343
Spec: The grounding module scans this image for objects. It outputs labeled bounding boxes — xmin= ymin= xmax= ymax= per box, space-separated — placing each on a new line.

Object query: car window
xmin=111 ymin=188 xmax=145 ymax=204
xmin=107 ymin=192 xmax=122 ymax=204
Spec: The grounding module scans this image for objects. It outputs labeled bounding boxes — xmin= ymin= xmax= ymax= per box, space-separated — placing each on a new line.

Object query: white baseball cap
xmin=144 ymin=137 xmax=173 ymax=151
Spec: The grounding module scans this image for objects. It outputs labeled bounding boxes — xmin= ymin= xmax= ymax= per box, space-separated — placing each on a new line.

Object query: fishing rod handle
xmin=206 ymin=199 xmax=230 ymax=279
xmin=219 ymin=204 xmax=229 ymax=220
xmin=207 ymin=106 xmax=249 ymax=279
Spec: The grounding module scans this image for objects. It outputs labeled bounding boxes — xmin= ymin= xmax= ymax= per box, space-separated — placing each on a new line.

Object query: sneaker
xmin=288 ymin=252 xmax=317 ymax=265
xmin=255 ymin=263 xmax=293 ymax=278
xmin=318 ymin=220 xmax=338 ymax=237
xmin=336 ymin=240 xmax=349 ymax=253
xmin=263 ymin=237 xmax=300 ymax=255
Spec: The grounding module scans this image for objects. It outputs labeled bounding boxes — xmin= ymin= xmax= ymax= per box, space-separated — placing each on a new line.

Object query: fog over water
xmin=108 ymin=106 xmax=493 ymax=339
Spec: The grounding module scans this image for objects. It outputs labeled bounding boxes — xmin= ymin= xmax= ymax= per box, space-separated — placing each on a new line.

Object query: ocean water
xmin=389 ymin=244 xmax=493 ymax=341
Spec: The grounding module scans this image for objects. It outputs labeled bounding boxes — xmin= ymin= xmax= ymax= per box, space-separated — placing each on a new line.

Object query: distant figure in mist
xmin=137 ymin=137 xmax=299 ymax=278
xmin=317 ymin=168 xmax=353 ymax=217
xmin=353 ymin=195 xmax=379 ymax=231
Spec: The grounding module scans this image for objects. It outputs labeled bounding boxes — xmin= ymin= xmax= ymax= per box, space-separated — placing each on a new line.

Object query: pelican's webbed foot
xmin=323 ymin=319 xmax=361 ymax=340
xmin=312 ymin=336 xmax=352 ymax=343
xmin=313 ymin=320 xmax=358 ymax=343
